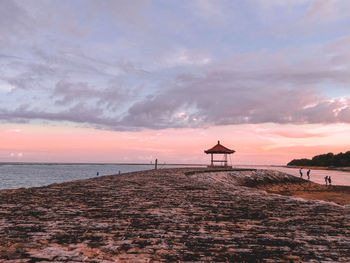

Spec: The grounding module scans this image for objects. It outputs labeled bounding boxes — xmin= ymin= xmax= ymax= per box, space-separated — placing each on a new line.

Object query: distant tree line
xmin=287 ymin=151 xmax=350 ymax=167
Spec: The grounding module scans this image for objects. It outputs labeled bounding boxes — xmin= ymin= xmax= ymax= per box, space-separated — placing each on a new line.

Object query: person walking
xmin=328 ymin=176 xmax=332 ymax=186
xmin=307 ymin=169 xmax=310 ymax=180
xmin=324 ymin=176 xmax=328 ymax=185
xmin=299 ymin=168 xmax=303 ymax=178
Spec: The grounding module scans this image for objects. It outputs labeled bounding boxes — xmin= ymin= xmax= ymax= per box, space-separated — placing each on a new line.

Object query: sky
xmin=1 ymin=0 xmax=350 ymax=165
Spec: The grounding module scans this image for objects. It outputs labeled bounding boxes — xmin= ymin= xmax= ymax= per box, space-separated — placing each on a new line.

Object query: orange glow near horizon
xmin=1 ymin=123 xmax=350 ymax=165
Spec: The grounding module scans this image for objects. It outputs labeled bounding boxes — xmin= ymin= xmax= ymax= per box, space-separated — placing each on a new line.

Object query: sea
xmin=0 ymin=163 xmax=198 ymax=190
xmin=0 ymin=163 xmax=349 ymax=190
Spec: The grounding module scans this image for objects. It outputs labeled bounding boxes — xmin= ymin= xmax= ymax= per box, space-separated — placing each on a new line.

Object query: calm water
xmin=0 ymin=164 xmax=187 ymax=190
xmin=0 ymin=164 xmax=349 ymax=190
xmin=237 ymin=165 xmax=350 ymax=186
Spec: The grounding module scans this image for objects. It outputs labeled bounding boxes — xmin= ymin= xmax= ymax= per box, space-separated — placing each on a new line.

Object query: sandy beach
xmin=254 ymin=181 xmax=350 ymax=206
xmin=0 ymin=168 xmax=349 ymax=262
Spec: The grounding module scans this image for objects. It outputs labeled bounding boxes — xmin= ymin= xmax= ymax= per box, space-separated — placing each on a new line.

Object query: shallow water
xmin=236 ymin=165 xmax=350 ymax=186
xmin=0 ymin=164 xmax=188 ymax=190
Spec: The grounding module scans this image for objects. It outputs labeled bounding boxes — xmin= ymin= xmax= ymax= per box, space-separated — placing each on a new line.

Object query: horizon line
xmin=0 ymin=161 xmax=285 ymax=167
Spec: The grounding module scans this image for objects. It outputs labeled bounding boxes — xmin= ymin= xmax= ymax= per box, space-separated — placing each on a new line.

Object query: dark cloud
xmin=0 ymin=103 xmax=112 ymax=128
xmin=117 ymin=72 xmax=350 ymax=129
xmin=337 ymin=106 xmax=350 ymax=122
xmin=2 ymin=46 xmax=350 ymax=131
xmin=53 ymin=80 xmax=134 ymax=112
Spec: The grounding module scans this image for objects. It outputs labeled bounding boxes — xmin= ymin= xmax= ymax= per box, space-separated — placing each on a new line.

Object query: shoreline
xmin=1 ymin=166 xmax=349 ymax=205
xmin=286 ymin=165 xmax=350 ymax=172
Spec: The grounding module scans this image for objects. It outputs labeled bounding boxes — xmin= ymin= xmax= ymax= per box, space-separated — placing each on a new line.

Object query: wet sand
xmin=0 ymin=168 xmax=349 ymax=262
xmin=254 ymin=181 xmax=350 ymax=205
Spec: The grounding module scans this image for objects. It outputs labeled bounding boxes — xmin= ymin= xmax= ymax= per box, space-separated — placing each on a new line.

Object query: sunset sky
xmin=1 ymin=0 xmax=350 ymax=165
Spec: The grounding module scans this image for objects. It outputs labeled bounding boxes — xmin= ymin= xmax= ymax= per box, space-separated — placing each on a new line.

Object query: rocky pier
xmin=0 ymin=168 xmax=349 ymax=262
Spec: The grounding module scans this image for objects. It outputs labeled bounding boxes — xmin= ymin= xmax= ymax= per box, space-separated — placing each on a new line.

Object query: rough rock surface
xmin=0 ymin=168 xmax=349 ymax=262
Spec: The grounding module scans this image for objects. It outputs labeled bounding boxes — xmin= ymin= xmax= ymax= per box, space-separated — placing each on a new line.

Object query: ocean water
xmin=0 ymin=163 xmax=186 ymax=190
xmin=1 ymin=163 xmax=350 ymax=190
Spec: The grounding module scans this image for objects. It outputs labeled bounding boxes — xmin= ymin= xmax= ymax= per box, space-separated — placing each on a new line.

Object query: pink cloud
xmin=270 ymin=131 xmax=326 ymax=138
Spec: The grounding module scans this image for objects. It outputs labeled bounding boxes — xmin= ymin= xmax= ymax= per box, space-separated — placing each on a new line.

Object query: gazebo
xmin=204 ymin=141 xmax=235 ymax=168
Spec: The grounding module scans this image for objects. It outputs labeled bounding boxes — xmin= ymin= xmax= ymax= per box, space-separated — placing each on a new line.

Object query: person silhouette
xmin=324 ymin=176 xmax=328 ymax=185
xmin=328 ymin=176 xmax=332 ymax=185
xmin=299 ymin=168 xmax=303 ymax=178
xmin=307 ymin=169 xmax=310 ymax=180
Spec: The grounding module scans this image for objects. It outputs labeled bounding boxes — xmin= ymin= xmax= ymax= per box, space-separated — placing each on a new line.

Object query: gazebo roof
xmin=204 ymin=141 xmax=235 ymax=154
